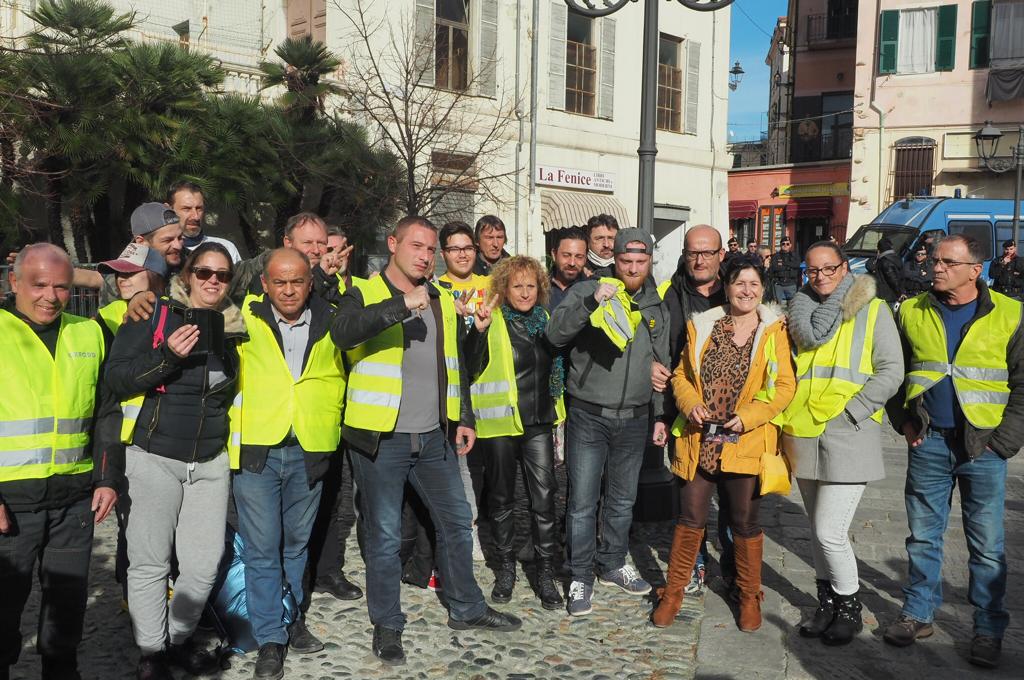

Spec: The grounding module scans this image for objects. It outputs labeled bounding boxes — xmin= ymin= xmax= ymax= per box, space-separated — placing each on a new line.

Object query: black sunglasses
xmin=191 ymin=266 xmax=232 ymax=284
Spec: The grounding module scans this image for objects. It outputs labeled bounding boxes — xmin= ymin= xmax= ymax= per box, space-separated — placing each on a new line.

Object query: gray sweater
xmin=546 ymin=278 xmax=669 ymax=417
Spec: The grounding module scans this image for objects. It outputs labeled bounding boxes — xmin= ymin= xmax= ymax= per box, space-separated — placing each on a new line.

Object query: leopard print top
xmin=698 ymin=316 xmax=756 ymax=473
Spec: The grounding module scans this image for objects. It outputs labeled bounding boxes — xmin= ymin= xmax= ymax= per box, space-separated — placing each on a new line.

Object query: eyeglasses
xmin=191 ymin=266 xmax=232 ymax=284
xmin=805 ymin=263 xmax=843 ymax=278
xmin=684 ymin=249 xmax=721 ymax=261
xmin=443 ymin=246 xmax=476 ymax=256
xmin=927 ymin=257 xmax=981 ymax=269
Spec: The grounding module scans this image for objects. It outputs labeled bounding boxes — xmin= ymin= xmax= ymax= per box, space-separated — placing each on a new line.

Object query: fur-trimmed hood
xmin=168 ymin=275 xmax=247 ymax=337
xmin=688 ymin=302 xmax=786 ymax=377
xmin=838 ymin=274 xmax=877 ymax=322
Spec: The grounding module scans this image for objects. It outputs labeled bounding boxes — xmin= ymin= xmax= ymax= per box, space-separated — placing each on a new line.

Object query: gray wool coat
xmin=782 ymin=276 xmax=905 ymax=483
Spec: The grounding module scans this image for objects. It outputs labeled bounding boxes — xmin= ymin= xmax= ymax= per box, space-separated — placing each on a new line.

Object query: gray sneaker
xmin=598 ymin=565 xmax=652 ymax=595
xmin=567 ymin=580 xmax=593 ymax=616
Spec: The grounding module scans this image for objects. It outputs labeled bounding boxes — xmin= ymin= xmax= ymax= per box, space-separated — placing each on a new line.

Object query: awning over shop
xmin=789 ymin=197 xmax=833 ymax=218
xmin=729 ymin=200 xmax=757 ymax=220
xmin=540 ymin=189 xmax=632 ymax=231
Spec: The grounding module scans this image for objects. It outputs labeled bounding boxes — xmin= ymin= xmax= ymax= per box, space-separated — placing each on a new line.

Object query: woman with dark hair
xmin=464 ymin=255 xmax=565 ymax=610
xmin=781 ymin=240 xmax=903 ymax=646
xmin=105 ymin=242 xmax=246 ymax=679
xmin=653 ymin=261 xmax=796 ymax=631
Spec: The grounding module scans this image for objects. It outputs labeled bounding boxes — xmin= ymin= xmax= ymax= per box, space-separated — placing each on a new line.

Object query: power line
xmin=734 ymin=0 xmax=775 ymax=40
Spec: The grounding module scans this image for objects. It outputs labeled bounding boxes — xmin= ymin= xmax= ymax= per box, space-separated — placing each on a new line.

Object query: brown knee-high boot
xmin=651 ymin=525 xmax=704 ymax=628
xmin=734 ymin=532 xmax=765 ymax=632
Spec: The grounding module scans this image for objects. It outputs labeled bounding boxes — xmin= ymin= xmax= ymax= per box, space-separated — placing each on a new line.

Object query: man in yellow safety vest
xmin=0 ymin=244 xmax=118 ymax=680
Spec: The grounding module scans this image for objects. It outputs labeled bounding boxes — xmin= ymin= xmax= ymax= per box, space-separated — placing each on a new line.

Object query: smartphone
xmin=184 ymin=307 xmax=225 ymax=356
xmin=701 ymin=419 xmax=740 ymax=445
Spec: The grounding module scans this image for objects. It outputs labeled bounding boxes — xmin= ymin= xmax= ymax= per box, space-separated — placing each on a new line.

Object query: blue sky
xmin=729 ymin=0 xmax=788 ymax=143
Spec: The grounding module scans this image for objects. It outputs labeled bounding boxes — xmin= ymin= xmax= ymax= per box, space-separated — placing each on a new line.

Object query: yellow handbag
xmin=759 ymin=448 xmax=792 ymax=496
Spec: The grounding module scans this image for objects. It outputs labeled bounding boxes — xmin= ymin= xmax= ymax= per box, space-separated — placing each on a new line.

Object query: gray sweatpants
xmin=796 ymin=478 xmax=867 ymax=596
xmin=124 ymin=445 xmax=229 ymax=653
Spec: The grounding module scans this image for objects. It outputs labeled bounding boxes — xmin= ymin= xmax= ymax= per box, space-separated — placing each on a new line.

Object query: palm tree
xmin=259 ymin=36 xmax=343 ymax=123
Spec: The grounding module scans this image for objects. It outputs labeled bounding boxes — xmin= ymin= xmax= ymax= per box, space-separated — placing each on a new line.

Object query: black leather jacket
xmin=465 ymin=311 xmax=558 ymax=430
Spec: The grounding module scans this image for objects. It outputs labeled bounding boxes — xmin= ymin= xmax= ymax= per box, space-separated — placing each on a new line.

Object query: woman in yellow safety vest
xmin=653 ymin=260 xmax=796 ymax=633
xmin=464 ymin=255 xmax=566 ymax=611
xmin=104 ymin=242 xmax=246 ymax=678
xmin=781 ymin=240 xmax=903 ymax=646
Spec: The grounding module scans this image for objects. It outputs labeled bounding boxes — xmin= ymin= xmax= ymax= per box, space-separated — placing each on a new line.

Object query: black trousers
xmin=484 ymin=432 xmax=558 ymax=562
xmin=0 ymin=496 xmax=94 ymax=673
xmin=303 ymin=450 xmax=360 ymax=610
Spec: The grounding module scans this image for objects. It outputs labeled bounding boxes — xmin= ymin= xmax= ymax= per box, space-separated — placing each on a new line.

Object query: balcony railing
xmin=806 ymin=12 xmax=857 ymax=45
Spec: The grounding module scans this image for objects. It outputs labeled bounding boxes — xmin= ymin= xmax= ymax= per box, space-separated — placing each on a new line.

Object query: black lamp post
xmin=564 ymin=0 xmax=735 ymax=232
xmin=728 ymin=60 xmax=745 ymax=91
xmin=975 ymin=120 xmax=1024 ymax=245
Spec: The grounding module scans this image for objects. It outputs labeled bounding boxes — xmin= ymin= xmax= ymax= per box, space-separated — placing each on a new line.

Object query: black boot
xmin=253 ymin=643 xmax=286 ymax=680
xmin=536 ymin=560 xmax=563 ymax=610
xmin=136 ymin=653 xmax=173 ymax=680
xmin=799 ymin=579 xmax=836 ymax=638
xmin=165 ymin=637 xmax=220 ymax=676
xmin=821 ymin=590 xmax=863 ymax=646
xmin=491 ymin=558 xmax=516 ymax=604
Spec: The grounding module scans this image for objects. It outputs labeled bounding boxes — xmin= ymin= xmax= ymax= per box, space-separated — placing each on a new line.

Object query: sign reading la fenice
xmin=536 ymin=165 xmax=616 ymax=192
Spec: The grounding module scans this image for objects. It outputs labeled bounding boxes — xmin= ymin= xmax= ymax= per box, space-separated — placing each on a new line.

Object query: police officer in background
xmin=0 ymin=244 xmax=118 ymax=680
xmin=902 ymin=243 xmax=933 ymax=297
xmin=769 ymin=237 xmax=801 ymax=304
xmin=988 ymin=239 xmax=1024 ymax=299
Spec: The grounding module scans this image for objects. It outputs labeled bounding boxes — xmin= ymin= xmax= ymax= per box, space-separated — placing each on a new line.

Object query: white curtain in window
xmin=992 ymin=0 xmax=1024 ymax=69
xmin=897 ymin=8 xmax=937 ymax=74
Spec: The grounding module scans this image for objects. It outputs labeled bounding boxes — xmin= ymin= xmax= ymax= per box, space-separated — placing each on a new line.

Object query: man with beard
xmin=583 ymin=214 xmax=619 ymax=278
xmin=547 ymin=226 xmax=588 ymax=310
xmin=989 ymin=239 xmax=1024 ymax=299
xmin=166 ymin=181 xmax=242 ymax=263
xmin=472 ymin=215 xmax=510 ymax=276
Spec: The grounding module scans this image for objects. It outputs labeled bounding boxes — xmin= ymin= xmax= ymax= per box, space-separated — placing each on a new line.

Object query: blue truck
xmin=844 ymin=196 xmax=1024 ymax=279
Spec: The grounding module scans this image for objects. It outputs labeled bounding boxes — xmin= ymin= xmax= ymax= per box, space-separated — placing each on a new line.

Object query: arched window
xmin=892 ymin=136 xmax=937 ymax=200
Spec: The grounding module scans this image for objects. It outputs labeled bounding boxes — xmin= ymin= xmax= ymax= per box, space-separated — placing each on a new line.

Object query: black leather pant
xmin=484 ymin=432 xmax=558 ymax=562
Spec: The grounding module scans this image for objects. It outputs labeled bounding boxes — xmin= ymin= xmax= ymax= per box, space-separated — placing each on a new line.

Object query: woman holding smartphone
xmin=105 ymin=242 xmax=245 ymax=679
xmin=652 ymin=261 xmax=796 ymax=632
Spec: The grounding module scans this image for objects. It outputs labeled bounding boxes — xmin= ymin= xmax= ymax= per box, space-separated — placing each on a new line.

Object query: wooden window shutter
xmin=479 ymin=1 xmax=499 ymax=97
xmin=684 ymin=40 xmax=700 ymax=135
xmin=415 ymin=0 xmax=436 ymax=87
xmin=879 ymin=10 xmax=899 ymax=74
xmin=598 ymin=17 xmax=616 ymax=120
xmin=549 ymin=1 xmax=567 ymax=110
xmin=312 ymin=0 xmax=327 ymax=43
xmin=970 ymin=1 xmax=991 ymax=69
xmin=288 ymin=0 xmax=311 ymax=39
xmin=935 ymin=4 xmax=958 ymax=72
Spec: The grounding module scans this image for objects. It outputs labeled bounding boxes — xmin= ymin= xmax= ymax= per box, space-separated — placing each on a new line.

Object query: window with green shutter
xmin=935 ymin=4 xmax=957 ymax=71
xmin=971 ymin=0 xmax=991 ymax=69
xmin=879 ymin=10 xmax=899 ymax=74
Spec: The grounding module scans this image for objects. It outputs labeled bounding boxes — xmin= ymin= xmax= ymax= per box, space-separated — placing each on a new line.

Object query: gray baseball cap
xmin=130 ymin=202 xmax=179 ymax=237
xmin=613 ymin=227 xmax=654 ymax=256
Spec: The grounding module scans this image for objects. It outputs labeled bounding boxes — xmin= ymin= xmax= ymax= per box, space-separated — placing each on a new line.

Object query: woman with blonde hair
xmin=464 ymin=255 xmax=565 ymax=610
xmin=653 ymin=261 xmax=796 ymax=632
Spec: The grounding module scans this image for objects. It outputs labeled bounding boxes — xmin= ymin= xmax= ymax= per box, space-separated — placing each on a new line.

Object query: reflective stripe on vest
xmin=0 ymin=310 xmax=104 ymax=482
xmin=236 ymin=294 xmax=346 ymax=467
xmin=899 ymin=290 xmax=1022 ymax=429
xmin=782 ymin=298 xmax=885 ymax=437
xmin=343 ymin=276 xmax=461 ymax=431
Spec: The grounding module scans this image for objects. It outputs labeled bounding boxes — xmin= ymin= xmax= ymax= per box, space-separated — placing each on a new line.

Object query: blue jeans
xmin=565 ymin=406 xmax=648 ymax=584
xmin=233 ymin=445 xmax=322 ymax=646
xmin=901 ymin=430 xmax=1009 ymax=638
xmin=350 ymin=429 xmax=485 ymax=631
xmin=773 ymin=283 xmax=797 ymax=304
xmin=696 ymin=518 xmax=734 ymax=579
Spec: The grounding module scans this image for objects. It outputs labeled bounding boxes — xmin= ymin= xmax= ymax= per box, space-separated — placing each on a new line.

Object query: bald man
xmin=1 ymin=244 xmax=118 ymax=680
xmin=233 ymin=248 xmax=347 ymax=677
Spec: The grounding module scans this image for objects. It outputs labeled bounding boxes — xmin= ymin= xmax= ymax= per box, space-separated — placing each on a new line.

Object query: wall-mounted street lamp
xmin=729 ymin=61 xmax=745 ymax=91
xmin=975 ymin=120 xmax=1024 ymax=244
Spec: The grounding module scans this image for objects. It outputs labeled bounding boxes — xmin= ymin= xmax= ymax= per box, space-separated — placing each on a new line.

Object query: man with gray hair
xmin=0 ymin=244 xmax=118 ymax=680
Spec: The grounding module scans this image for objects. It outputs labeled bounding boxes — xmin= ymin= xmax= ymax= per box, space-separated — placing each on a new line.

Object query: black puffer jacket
xmin=104 ymin=295 xmax=246 ymax=463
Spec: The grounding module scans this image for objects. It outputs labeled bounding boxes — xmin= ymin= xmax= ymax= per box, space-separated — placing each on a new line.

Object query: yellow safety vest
xmin=0 ymin=309 xmax=104 ymax=482
xmin=657 ymin=279 xmax=672 ymax=301
xmin=97 ymin=300 xmax=127 ymax=336
xmin=590 ymin=277 xmax=643 ymax=351
xmin=337 ymin=274 xmax=367 ymax=296
xmin=235 ymin=295 xmax=346 ymax=467
xmin=344 ymin=275 xmax=461 ymax=431
xmin=782 ymin=299 xmax=886 ymax=437
xmin=470 ymin=307 xmax=566 ymax=438
xmin=899 ymin=290 xmax=1022 ymax=429
xmin=671 ymin=330 xmax=781 ymax=436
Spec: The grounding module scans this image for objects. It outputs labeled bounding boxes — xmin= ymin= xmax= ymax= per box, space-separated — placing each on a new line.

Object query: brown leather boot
xmin=651 ymin=525 xmax=704 ymax=628
xmin=734 ymin=532 xmax=765 ymax=632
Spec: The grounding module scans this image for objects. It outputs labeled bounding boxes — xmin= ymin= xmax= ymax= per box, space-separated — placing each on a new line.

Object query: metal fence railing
xmin=0 ymin=264 xmax=101 ymax=319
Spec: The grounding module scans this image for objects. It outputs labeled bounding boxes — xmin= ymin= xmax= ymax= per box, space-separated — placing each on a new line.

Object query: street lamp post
xmin=974 ymin=121 xmax=1024 ymax=245
xmin=564 ymin=0 xmax=735 ymax=232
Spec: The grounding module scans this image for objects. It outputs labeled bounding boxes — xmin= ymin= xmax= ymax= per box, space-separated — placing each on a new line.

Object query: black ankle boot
xmin=821 ymin=590 xmax=863 ymax=646
xmin=536 ymin=560 xmax=563 ymax=610
xmin=799 ymin=579 xmax=836 ymax=638
xmin=491 ymin=558 xmax=516 ymax=603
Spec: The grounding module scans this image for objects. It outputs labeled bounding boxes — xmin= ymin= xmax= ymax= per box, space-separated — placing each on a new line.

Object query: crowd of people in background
xmin=1 ymin=186 xmax=1019 ymax=680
